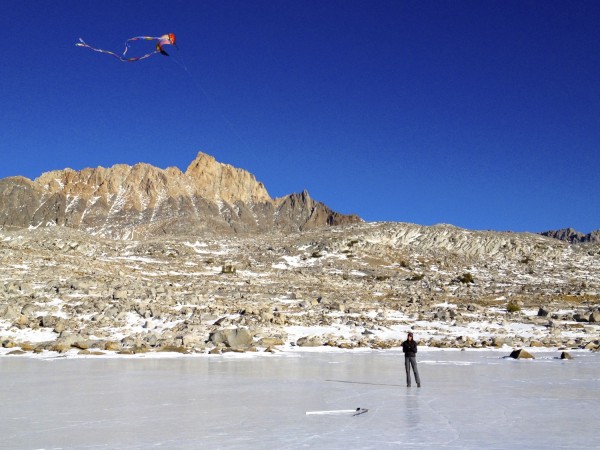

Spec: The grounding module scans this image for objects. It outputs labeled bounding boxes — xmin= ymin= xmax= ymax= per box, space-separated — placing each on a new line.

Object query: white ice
xmin=0 ymin=350 xmax=598 ymax=449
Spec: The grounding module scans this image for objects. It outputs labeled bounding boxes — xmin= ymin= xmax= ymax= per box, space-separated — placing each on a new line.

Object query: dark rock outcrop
xmin=540 ymin=228 xmax=600 ymax=244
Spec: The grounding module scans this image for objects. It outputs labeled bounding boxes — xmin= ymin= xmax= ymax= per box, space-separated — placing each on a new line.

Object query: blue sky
xmin=1 ymin=1 xmax=598 ymax=233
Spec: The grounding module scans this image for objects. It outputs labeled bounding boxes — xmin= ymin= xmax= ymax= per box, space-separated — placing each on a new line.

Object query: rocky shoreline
xmin=1 ymin=222 xmax=599 ymax=357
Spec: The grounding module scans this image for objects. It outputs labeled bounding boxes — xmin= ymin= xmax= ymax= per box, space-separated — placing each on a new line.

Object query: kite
xmin=76 ymin=33 xmax=177 ymax=62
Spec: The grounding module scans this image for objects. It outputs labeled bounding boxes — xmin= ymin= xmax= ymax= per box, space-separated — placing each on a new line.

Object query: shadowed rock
xmin=509 ymin=349 xmax=535 ymax=359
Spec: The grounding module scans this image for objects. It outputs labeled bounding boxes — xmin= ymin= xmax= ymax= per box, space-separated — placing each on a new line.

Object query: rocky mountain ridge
xmin=540 ymin=228 xmax=600 ymax=244
xmin=0 ymin=152 xmax=361 ymax=238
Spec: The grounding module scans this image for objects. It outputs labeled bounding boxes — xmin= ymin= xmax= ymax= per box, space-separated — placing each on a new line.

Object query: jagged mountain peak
xmin=29 ymin=151 xmax=269 ymax=206
xmin=0 ymin=151 xmax=361 ymax=238
xmin=185 ymin=152 xmax=271 ymax=204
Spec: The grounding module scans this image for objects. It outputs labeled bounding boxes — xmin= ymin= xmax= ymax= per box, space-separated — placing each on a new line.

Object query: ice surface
xmin=1 ymin=350 xmax=598 ymax=449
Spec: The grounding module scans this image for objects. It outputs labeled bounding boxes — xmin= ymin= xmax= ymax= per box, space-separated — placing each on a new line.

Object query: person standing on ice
xmin=402 ymin=332 xmax=421 ymax=387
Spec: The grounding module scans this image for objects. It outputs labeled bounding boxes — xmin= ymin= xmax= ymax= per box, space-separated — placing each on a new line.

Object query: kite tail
xmin=76 ymin=37 xmax=159 ymax=62
xmin=76 ymin=38 xmax=125 ymax=61
xmin=122 ymin=36 xmax=163 ymax=58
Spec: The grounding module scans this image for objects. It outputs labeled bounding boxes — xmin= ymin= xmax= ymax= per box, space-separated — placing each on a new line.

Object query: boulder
xmin=181 ymin=333 xmax=203 ymax=347
xmin=589 ymin=311 xmax=600 ymax=323
xmin=117 ymin=349 xmax=135 ymax=355
xmin=537 ymin=307 xmax=549 ymax=317
xmin=6 ymin=282 xmax=21 ymax=295
xmin=274 ymin=312 xmax=287 ymax=324
xmin=20 ymin=304 xmax=37 ymax=317
xmin=18 ymin=283 xmax=33 ymax=296
xmin=509 ymin=349 xmax=535 ymax=359
xmin=14 ymin=315 xmax=29 ymax=326
xmin=51 ymin=342 xmax=72 ymax=353
xmin=144 ymin=333 xmax=158 ymax=347
xmin=31 ymin=341 xmax=54 ymax=352
xmin=209 ymin=327 xmax=253 ymax=348
xmin=156 ymin=345 xmax=189 ymax=354
xmin=560 ymin=351 xmax=572 ymax=360
xmin=104 ymin=341 xmax=122 ymax=351
xmin=78 ymin=350 xmax=105 ymax=356
xmin=121 ymin=336 xmax=141 ymax=349
xmin=56 ymin=333 xmax=81 ymax=348
xmin=68 ymin=279 xmax=92 ymax=292
xmin=72 ymin=339 xmax=90 ymax=350
xmin=131 ymin=346 xmax=149 ymax=354
xmin=7 ymin=349 xmax=26 ymax=356
xmin=329 ymin=302 xmax=346 ymax=313
xmin=491 ymin=336 xmax=506 ymax=347
xmin=20 ymin=342 xmax=36 ymax=351
xmin=296 ymin=336 xmax=323 ymax=347
xmin=573 ymin=313 xmax=589 ymax=323
xmin=337 ymin=342 xmax=355 ymax=349
xmin=221 ymin=264 xmax=236 ymax=274
xmin=41 ymin=315 xmax=59 ymax=328
xmin=456 ymin=336 xmax=474 ymax=347
xmin=104 ymin=306 xmax=119 ymax=319
xmin=257 ymin=337 xmax=285 ymax=347
xmin=112 ymin=289 xmax=128 ymax=300
xmin=0 ymin=304 xmax=20 ymax=321
xmin=259 ymin=310 xmax=274 ymax=322
xmin=53 ymin=321 xmax=66 ymax=334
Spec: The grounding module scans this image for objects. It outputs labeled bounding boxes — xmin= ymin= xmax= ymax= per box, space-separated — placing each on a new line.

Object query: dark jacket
xmin=402 ymin=339 xmax=417 ymax=357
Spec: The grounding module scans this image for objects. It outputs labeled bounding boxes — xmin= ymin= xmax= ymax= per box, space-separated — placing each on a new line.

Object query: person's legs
xmin=405 ymin=357 xmax=412 ymax=386
xmin=409 ymin=356 xmax=421 ymax=386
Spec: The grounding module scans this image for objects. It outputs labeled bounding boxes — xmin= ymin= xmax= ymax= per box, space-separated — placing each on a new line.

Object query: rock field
xmin=1 ymin=221 xmax=599 ymax=356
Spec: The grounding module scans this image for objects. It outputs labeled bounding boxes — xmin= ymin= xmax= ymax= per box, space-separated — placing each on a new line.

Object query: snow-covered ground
xmin=1 ymin=349 xmax=598 ymax=449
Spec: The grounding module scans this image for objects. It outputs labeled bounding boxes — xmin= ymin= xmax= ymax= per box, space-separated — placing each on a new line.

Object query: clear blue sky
xmin=1 ymin=0 xmax=598 ymax=233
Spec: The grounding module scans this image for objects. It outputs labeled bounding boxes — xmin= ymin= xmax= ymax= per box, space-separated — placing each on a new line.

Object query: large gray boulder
xmin=0 ymin=304 xmax=20 ymax=321
xmin=40 ymin=315 xmax=62 ymax=329
xmin=209 ymin=328 xmax=253 ymax=348
xmin=20 ymin=304 xmax=37 ymax=317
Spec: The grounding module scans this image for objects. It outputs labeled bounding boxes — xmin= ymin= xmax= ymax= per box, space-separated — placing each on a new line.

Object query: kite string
xmin=169 ymin=50 xmax=247 ymax=146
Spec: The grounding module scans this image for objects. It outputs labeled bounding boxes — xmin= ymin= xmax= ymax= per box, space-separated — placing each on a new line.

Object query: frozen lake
xmin=1 ymin=349 xmax=598 ymax=449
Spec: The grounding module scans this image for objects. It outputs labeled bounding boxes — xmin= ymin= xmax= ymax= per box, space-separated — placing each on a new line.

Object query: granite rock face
xmin=0 ymin=152 xmax=361 ymax=238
